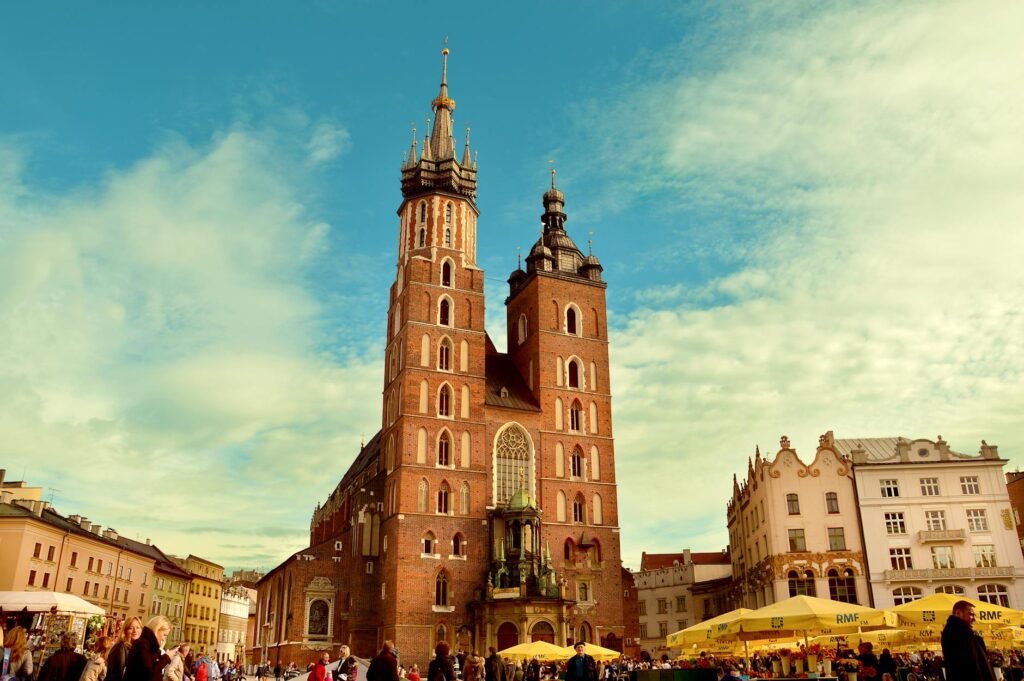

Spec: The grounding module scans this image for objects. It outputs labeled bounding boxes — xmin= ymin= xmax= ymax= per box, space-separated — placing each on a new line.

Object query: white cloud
xmin=0 ymin=127 xmax=380 ymax=569
xmin=592 ymin=1 xmax=1024 ymax=566
xmin=305 ymin=121 xmax=352 ymax=165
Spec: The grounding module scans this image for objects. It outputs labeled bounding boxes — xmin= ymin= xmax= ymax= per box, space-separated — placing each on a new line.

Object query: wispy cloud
xmin=306 ymin=121 xmax=352 ymax=165
xmin=0 ymin=125 xmax=380 ymax=570
xmin=579 ymin=1 xmax=1024 ymax=565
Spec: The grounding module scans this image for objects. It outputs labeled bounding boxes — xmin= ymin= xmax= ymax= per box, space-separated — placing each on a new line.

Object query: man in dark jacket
xmin=484 ymin=648 xmax=506 ymax=681
xmin=38 ymin=632 xmax=87 ymax=681
xmin=564 ymin=643 xmax=597 ymax=681
xmin=366 ymin=641 xmax=399 ymax=681
xmin=941 ymin=600 xmax=996 ymax=681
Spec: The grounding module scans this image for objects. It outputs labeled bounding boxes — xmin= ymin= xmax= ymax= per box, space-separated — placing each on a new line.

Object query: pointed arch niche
xmin=492 ymin=422 xmax=536 ymax=506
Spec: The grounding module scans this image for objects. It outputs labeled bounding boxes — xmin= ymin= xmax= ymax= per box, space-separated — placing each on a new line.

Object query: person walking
xmin=564 ymin=644 xmax=597 ymax=681
xmin=163 ymin=645 xmax=191 ymax=681
xmin=367 ymin=641 xmax=399 ymax=681
xmin=484 ymin=649 xmax=505 ymax=681
xmin=311 ymin=654 xmax=331 ymax=681
xmin=427 ymin=642 xmax=455 ymax=681
xmin=39 ymin=632 xmax=88 ymax=681
xmin=124 ymin=616 xmax=172 ymax=681
xmin=80 ymin=637 xmax=114 ymax=681
xmin=941 ymin=600 xmax=996 ymax=681
xmin=335 ymin=646 xmax=358 ymax=681
xmin=109 ymin=618 xmax=144 ymax=681
xmin=274 ymin=663 xmax=282 ymax=681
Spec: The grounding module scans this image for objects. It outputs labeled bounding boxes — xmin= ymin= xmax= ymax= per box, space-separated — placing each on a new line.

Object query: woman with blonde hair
xmin=109 ymin=617 xmax=144 ymax=681
xmin=5 ymin=625 xmax=34 ymax=680
xmin=81 ymin=636 xmax=115 ymax=681
xmin=124 ymin=616 xmax=172 ymax=681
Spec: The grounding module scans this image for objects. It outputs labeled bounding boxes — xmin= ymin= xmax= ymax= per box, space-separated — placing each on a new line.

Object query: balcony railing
xmin=918 ymin=529 xmax=966 ymax=543
xmin=884 ymin=566 xmax=1014 ymax=580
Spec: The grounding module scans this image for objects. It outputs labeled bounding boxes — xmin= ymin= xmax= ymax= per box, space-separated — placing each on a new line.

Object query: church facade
xmin=254 ymin=50 xmax=624 ymax=668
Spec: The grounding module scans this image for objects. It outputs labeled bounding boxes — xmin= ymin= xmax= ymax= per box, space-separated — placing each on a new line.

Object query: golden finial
xmin=441 ymin=37 xmax=450 ymax=83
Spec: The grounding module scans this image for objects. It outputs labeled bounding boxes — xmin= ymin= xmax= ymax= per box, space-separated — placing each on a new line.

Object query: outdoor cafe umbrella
xmin=497 ymin=640 xmax=570 ymax=661
xmin=717 ymin=595 xmax=893 ymax=639
xmin=666 ymin=608 xmax=753 ymax=648
xmin=888 ymin=593 xmax=1024 ymax=630
xmin=558 ymin=643 xmax=622 ymax=661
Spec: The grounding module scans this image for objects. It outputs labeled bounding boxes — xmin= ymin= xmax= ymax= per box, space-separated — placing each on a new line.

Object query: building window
xmin=444 ymin=228 xmax=452 ymax=247
xmin=880 ymin=479 xmax=900 ymax=497
xmin=418 ymin=479 xmax=429 ymax=513
xmin=570 ymin=449 xmax=583 ymax=478
xmin=657 ymin=599 xmax=668 ymax=614
xmin=788 ymin=528 xmax=807 ymax=552
xmin=494 ymin=424 xmax=531 ymax=506
xmin=827 ymin=568 xmax=857 ymax=604
xmin=418 ymin=227 xmax=426 ymax=248
xmin=66 ymin=577 xmax=73 ymax=592
xmin=569 ymin=400 xmax=583 ymax=432
xmin=638 ymin=600 xmax=647 ymax=616
xmin=452 ymin=534 xmax=464 ymax=556
xmin=83 ymin=581 xmax=90 ymax=595
xmin=825 ymin=492 xmax=840 ymax=514
xmin=936 ymin=584 xmax=965 ymax=595
xmin=437 ymin=482 xmax=451 ymax=515
xmin=70 ymin=552 xmax=78 ymax=567
xmin=788 ymin=570 xmax=816 ymax=597
xmin=28 ymin=570 xmax=37 ymax=586
xmin=33 ymin=543 xmax=41 ymax=559
xmin=572 ymin=494 xmax=585 ymax=523
xmin=420 ymin=202 xmax=427 ymax=223
xmin=925 ymin=510 xmax=947 ymax=531
xmin=422 ymin=532 xmax=435 ymax=555
xmin=974 ymin=545 xmax=997 ymax=568
xmin=885 ymin=512 xmax=907 ymax=535
xmin=893 ymin=586 xmax=922 ymax=605
xmin=978 ymin=584 xmax=1009 ymax=607
xmin=827 ymin=527 xmax=847 ymax=551
xmin=441 ymin=261 xmax=453 ymax=287
xmin=961 ymin=476 xmax=981 ymax=494
xmin=87 ymin=557 xmax=94 ymax=571
xmin=786 ymin=494 xmax=800 ymax=515
xmin=967 ymin=509 xmax=989 ymax=532
xmin=435 ymin=572 xmax=449 ymax=606
xmin=439 ymin=338 xmax=452 ymax=371
xmin=439 ymin=298 xmax=452 ymax=326
xmin=566 ymin=306 xmax=579 ymax=335
xmin=568 ymin=360 xmax=580 ymax=389
xmin=47 ymin=546 xmax=55 ymax=561
xmin=676 ymin=595 xmax=687 ymax=612
xmin=437 ymin=432 xmax=451 ymax=466
xmin=438 ymin=384 xmax=452 ymax=417
xmin=931 ymin=546 xmax=955 ymax=569
xmin=920 ymin=478 xmax=940 ymax=496
xmin=658 ymin=622 xmax=668 ymax=638
xmin=445 ymin=204 xmax=452 ymax=224
xmin=460 ymin=482 xmax=470 ymax=515
xmin=578 ymin=582 xmax=589 ymax=602
xmin=639 ymin=624 xmax=648 ymax=639
xmin=517 ymin=314 xmax=528 ymax=344
xmin=890 ymin=547 xmax=913 ymax=570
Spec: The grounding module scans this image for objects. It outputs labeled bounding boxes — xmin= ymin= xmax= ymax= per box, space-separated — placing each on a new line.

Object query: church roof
xmin=640 ymin=551 xmax=731 ymax=571
xmin=484 ymin=340 xmax=541 ymax=412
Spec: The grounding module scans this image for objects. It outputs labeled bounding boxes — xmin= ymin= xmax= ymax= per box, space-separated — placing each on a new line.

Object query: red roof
xmin=640 ymin=551 xmax=730 ymax=570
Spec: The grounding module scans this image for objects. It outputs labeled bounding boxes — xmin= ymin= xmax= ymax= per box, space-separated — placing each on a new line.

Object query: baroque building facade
xmin=840 ymin=434 xmax=1024 ymax=609
xmin=726 ymin=435 xmax=869 ymax=609
xmin=255 ymin=49 xmax=623 ymax=668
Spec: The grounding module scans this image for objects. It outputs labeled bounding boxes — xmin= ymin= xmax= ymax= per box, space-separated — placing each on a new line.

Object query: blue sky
xmin=2 ymin=1 xmax=1022 ymax=572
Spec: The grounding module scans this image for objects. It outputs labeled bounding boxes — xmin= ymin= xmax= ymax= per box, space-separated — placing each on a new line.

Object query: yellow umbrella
xmin=667 ymin=608 xmax=754 ymax=648
xmin=558 ymin=643 xmax=621 ymax=661
xmin=889 ymin=594 xmax=1023 ymax=630
xmin=719 ymin=595 xmax=893 ymax=639
xmin=811 ymin=629 xmax=920 ymax=648
xmin=983 ymin=626 xmax=1024 ymax=646
xmin=497 ymin=640 xmax=570 ymax=661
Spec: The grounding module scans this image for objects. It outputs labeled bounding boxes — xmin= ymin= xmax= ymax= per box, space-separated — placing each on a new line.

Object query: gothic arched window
xmin=435 ymin=571 xmax=449 ymax=606
xmin=437 ymin=482 xmax=451 ymax=515
xmin=418 ymin=227 xmax=426 ymax=248
xmin=572 ymin=494 xmax=585 ymax=523
xmin=568 ymin=360 xmax=580 ymax=389
xmin=439 ymin=297 xmax=452 ymax=327
xmin=307 ymin=599 xmax=329 ymax=636
xmin=444 ymin=228 xmax=452 ymax=247
xmin=494 ymin=424 xmax=531 ymax=506
xmin=417 ymin=479 xmax=429 ymax=513
xmin=460 ymin=482 xmax=470 ymax=515
xmin=569 ymin=400 xmax=583 ymax=432
xmin=439 ymin=337 xmax=452 ymax=371
xmin=437 ymin=431 xmax=451 ymax=467
xmin=438 ymin=384 xmax=452 ymax=417
xmin=441 ymin=261 xmax=453 ymax=287
xmin=570 ymin=448 xmax=583 ymax=478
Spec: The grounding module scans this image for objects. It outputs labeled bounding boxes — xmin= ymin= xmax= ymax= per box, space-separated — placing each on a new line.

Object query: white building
xmin=838 ymin=434 xmax=1024 ymax=609
xmin=634 ymin=550 xmax=731 ymax=660
xmin=216 ymin=585 xmax=253 ymax=663
xmin=727 ymin=435 xmax=869 ymax=609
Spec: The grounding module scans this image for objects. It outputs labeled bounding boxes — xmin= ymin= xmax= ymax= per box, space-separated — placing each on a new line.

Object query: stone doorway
xmin=530 ymin=621 xmax=555 ymax=643
xmin=497 ymin=622 xmax=519 ymax=651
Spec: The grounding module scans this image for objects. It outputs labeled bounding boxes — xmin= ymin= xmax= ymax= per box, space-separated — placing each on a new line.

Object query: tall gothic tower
xmin=378 ymin=47 xmax=491 ymax=654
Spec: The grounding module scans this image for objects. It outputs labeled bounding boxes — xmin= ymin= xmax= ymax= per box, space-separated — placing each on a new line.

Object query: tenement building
xmin=838 ymin=434 xmax=1024 ymax=608
xmin=633 ymin=550 xmax=731 ymax=661
xmin=727 ymin=435 xmax=869 ymax=609
xmin=255 ymin=49 xmax=623 ymax=667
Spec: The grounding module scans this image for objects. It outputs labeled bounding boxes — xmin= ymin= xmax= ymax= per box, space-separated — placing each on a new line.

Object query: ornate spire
xmin=462 ymin=125 xmax=472 ymax=166
xmin=429 ymin=45 xmax=456 ymax=160
xmin=404 ymin=125 xmax=418 ymax=169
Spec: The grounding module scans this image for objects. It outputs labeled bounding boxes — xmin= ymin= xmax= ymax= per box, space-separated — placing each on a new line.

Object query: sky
xmin=2 ymin=1 xmax=1022 ymax=573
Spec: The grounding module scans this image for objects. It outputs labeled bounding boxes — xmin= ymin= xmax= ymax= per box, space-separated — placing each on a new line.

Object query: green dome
xmin=507 ymin=488 xmax=538 ymax=511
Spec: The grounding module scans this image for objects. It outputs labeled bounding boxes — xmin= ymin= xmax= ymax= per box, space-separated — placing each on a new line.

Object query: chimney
xmin=91 ymin=524 xmax=102 ymax=535
xmin=0 ymin=468 xmax=5 ymax=487
xmin=683 ymin=549 xmax=692 ymax=565
xmin=79 ymin=518 xmax=91 ymax=530
xmin=69 ymin=514 xmax=82 ymax=525
xmin=0 ymin=490 xmax=13 ymax=505
xmin=145 ymin=538 xmax=151 ymax=545
xmin=102 ymin=528 xmax=119 ymax=541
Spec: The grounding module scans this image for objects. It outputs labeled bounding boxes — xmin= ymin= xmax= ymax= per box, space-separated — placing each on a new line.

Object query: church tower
xmin=377 ymin=47 xmax=492 ymax=656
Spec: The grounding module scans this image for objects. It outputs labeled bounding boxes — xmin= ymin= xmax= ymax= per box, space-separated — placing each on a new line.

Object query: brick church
xmin=254 ymin=49 xmax=624 ymax=668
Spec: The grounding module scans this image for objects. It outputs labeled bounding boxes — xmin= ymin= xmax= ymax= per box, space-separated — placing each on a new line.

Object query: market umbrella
xmin=557 ymin=643 xmax=621 ymax=661
xmin=718 ymin=595 xmax=893 ymax=639
xmin=810 ymin=628 xmax=920 ymax=648
xmin=666 ymin=608 xmax=754 ymax=648
xmin=497 ymin=640 xmax=570 ymax=661
xmin=888 ymin=594 xmax=1024 ymax=630
xmin=0 ymin=590 xmax=105 ymax=616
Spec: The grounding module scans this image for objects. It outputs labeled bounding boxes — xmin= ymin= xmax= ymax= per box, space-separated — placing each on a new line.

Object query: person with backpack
xmin=196 ymin=660 xmax=209 ymax=681
xmin=427 ymin=642 xmax=455 ymax=681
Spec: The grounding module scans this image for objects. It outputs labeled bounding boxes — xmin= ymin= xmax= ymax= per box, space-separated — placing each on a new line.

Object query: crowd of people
xmin=3 ymin=614 xmax=247 ymax=681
